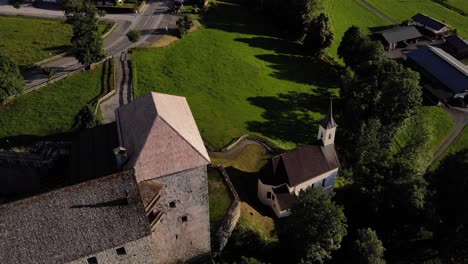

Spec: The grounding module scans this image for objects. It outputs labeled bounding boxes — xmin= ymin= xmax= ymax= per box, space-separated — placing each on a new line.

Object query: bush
xmin=126 ymin=29 xmax=141 ymax=43
xmin=176 ymin=15 xmax=194 ymax=38
xmin=98 ymin=9 xmax=107 ymax=17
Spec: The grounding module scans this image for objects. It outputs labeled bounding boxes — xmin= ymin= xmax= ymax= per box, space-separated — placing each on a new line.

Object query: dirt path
xmin=430 ymin=108 xmax=468 ymax=164
xmin=209 ymin=139 xmax=266 ymax=160
xmin=358 ymin=0 xmax=399 ymax=25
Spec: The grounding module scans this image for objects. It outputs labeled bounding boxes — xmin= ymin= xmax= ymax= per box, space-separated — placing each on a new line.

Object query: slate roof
xmin=116 ymin=92 xmax=211 ymax=182
xmin=376 ymin=26 xmax=422 ymax=44
xmin=406 ymin=45 xmax=468 ymax=94
xmin=0 ymin=170 xmax=151 ymax=264
xmin=412 ymin=13 xmax=448 ymax=31
xmin=259 ymin=145 xmax=339 ymax=187
xmin=273 ymin=185 xmax=298 ymax=211
xmin=446 ymin=35 xmax=468 ymax=51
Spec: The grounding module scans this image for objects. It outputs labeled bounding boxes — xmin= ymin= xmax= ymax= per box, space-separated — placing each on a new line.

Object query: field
xmin=435 ymin=0 xmax=468 ymax=14
xmin=324 ymin=0 xmax=390 ymax=59
xmin=0 ymin=64 xmax=106 ymax=140
xmin=133 ymin=0 xmax=339 ymax=149
xmin=0 ymin=16 xmax=110 ymax=68
xmin=366 ymin=0 xmax=468 ymax=37
xmin=208 ymin=168 xmax=234 ymax=233
xmin=429 ymin=126 xmax=468 ymax=171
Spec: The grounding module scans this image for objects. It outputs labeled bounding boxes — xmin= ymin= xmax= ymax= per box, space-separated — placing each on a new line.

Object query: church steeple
xmin=317 ymin=99 xmax=337 ymax=146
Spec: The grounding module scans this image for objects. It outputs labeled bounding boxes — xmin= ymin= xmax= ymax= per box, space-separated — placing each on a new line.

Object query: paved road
xmin=358 ymin=0 xmax=398 ymax=25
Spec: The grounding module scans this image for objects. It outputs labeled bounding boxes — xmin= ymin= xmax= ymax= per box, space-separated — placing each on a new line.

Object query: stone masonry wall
xmin=148 ymin=165 xmax=211 ymax=264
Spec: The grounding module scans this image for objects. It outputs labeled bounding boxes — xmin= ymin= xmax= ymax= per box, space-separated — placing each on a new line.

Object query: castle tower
xmin=317 ymin=100 xmax=337 ymax=146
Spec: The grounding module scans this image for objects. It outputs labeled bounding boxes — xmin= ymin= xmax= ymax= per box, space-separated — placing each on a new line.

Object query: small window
xmin=116 ymin=247 xmax=126 ymax=255
xmin=328 ymin=133 xmax=332 ymax=139
xmin=87 ymin=257 xmax=98 ymax=264
xmin=320 ymin=133 xmax=323 ymax=138
xmin=266 ymin=191 xmax=272 ymax=199
xmin=175 ymin=234 xmax=178 ymax=240
xmin=169 ymin=201 xmax=176 ymax=208
xmin=322 ymin=179 xmax=326 ymax=187
xmin=272 ymin=195 xmax=275 ymax=201
xmin=181 ymin=216 xmax=188 ymax=222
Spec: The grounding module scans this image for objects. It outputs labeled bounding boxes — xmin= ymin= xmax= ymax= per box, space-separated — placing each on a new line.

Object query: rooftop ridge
xmin=428 ymin=46 xmax=468 ymax=77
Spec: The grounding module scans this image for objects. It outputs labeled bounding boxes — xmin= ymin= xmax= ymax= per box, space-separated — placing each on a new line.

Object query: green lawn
xmin=208 ymin=168 xmax=233 ymax=233
xmin=0 ymin=16 xmax=110 ymax=68
xmin=211 ymin=144 xmax=271 ymax=173
xmin=133 ymin=0 xmax=339 ymax=149
xmin=436 ymin=0 xmax=468 ymax=15
xmin=366 ymin=0 xmax=468 ymax=38
xmin=324 ymin=0 xmax=390 ymax=60
xmin=0 ymin=64 xmax=106 ymax=139
xmin=429 ymin=125 xmax=468 ymax=171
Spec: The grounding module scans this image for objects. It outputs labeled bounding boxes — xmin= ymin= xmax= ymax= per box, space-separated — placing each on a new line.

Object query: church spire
xmin=317 ymin=99 xmax=337 ymax=146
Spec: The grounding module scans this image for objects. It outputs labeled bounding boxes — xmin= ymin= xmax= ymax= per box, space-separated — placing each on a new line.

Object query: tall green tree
xmin=0 ymin=51 xmax=23 ymax=102
xmin=303 ymin=13 xmax=333 ymax=57
xmin=353 ymin=228 xmax=386 ymax=264
xmin=70 ymin=2 xmax=105 ymax=67
xmin=62 ymin=0 xmax=84 ymax=24
xmin=278 ymin=0 xmax=324 ymax=40
xmin=338 ymin=26 xmax=385 ymax=67
xmin=280 ymin=187 xmax=347 ymax=264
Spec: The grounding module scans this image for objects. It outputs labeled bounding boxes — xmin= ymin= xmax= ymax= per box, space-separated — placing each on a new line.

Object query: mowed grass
xmin=438 ymin=0 xmax=468 ymax=14
xmin=429 ymin=126 xmax=468 ymax=171
xmin=0 ymin=16 xmax=110 ymax=68
xmin=133 ymin=0 xmax=339 ymax=149
xmin=208 ymin=168 xmax=234 ymax=233
xmin=391 ymin=106 xmax=454 ymax=165
xmin=366 ymin=0 xmax=468 ymax=38
xmin=210 ymin=144 xmax=271 ymax=173
xmin=324 ymin=0 xmax=390 ymax=60
xmin=0 ymin=65 xmax=105 ymax=139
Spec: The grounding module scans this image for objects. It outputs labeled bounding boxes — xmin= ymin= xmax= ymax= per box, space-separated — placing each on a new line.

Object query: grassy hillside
xmin=0 ymin=65 xmax=105 ymax=139
xmin=0 ymin=16 xmax=110 ymax=68
xmin=366 ymin=0 xmax=468 ymax=37
xmin=429 ymin=126 xmax=468 ymax=171
xmin=324 ymin=0 xmax=390 ymax=59
xmin=133 ymin=0 xmax=339 ymax=149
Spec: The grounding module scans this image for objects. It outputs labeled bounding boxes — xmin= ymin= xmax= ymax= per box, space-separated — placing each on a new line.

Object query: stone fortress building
xmin=0 ymin=92 xmax=211 ymax=264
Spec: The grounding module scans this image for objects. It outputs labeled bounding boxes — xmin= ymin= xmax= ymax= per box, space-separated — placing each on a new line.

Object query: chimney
xmin=113 ymin=147 xmax=127 ymax=170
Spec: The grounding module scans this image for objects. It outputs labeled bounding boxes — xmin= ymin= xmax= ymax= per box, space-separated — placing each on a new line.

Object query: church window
xmin=322 ymin=179 xmax=326 ymax=187
xmin=328 ymin=133 xmax=332 ymax=139
xmin=266 ymin=191 xmax=272 ymax=199
xmin=116 ymin=247 xmax=126 ymax=255
xmin=169 ymin=201 xmax=176 ymax=208
xmin=181 ymin=216 xmax=188 ymax=222
xmin=272 ymin=194 xmax=275 ymax=201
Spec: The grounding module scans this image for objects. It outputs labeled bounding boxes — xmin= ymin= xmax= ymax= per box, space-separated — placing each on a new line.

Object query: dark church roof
xmin=0 ymin=170 xmax=151 ymax=264
xmin=273 ymin=185 xmax=298 ymax=211
xmin=259 ymin=145 xmax=340 ymax=187
xmin=376 ymin=26 xmax=422 ymax=44
xmin=412 ymin=13 xmax=448 ymax=31
xmin=406 ymin=45 xmax=468 ymax=94
xmin=446 ymin=35 xmax=468 ymax=51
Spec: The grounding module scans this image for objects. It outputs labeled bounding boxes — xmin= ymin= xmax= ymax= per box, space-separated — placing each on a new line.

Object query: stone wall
xmin=148 ymin=165 xmax=211 ymax=264
xmin=69 ymin=236 xmax=155 ymax=264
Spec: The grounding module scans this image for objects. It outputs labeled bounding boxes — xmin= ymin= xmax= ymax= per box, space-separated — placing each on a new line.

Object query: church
xmin=257 ymin=102 xmax=340 ymax=218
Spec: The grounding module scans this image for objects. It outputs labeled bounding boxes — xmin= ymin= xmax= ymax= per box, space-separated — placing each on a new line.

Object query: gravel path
xmin=358 ymin=0 xmax=398 ymax=25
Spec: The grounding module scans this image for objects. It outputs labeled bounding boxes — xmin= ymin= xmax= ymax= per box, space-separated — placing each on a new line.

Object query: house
xmin=0 ymin=92 xmax=212 ymax=264
xmin=412 ymin=13 xmax=450 ymax=38
xmin=445 ymin=35 xmax=468 ymax=58
xmin=404 ymin=45 xmax=468 ymax=102
xmin=257 ymin=102 xmax=340 ymax=218
xmin=375 ymin=26 xmax=422 ymax=50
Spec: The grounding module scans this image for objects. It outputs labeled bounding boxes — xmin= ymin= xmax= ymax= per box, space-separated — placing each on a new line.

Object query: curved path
xmin=358 ymin=0 xmax=398 ymax=25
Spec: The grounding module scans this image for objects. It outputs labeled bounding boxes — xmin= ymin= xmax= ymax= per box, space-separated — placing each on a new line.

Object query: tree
xmin=126 ymin=29 xmax=141 ymax=43
xmin=70 ymin=2 xmax=105 ymax=67
xmin=280 ymin=187 xmax=347 ymax=264
xmin=303 ymin=13 xmax=333 ymax=57
xmin=77 ymin=105 xmax=101 ymax=129
xmin=338 ymin=26 xmax=385 ymax=68
xmin=176 ymin=15 xmax=194 ymax=38
xmin=0 ymin=51 xmax=23 ymax=102
xmin=430 ymin=150 xmax=468 ymax=262
xmin=62 ymin=0 xmax=84 ymax=24
xmin=353 ymin=228 xmax=386 ymax=264
xmin=42 ymin=66 xmax=56 ymax=81
xmin=278 ymin=0 xmax=324 ymax=40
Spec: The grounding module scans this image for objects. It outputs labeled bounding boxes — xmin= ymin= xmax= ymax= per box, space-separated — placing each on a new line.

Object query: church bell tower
xmin=317 ymin=100 xmax=337 ymax=146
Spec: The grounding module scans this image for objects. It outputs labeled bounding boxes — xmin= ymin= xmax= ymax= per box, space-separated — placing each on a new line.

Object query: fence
xmin=94 ymin=57 xmax=118 ymax=114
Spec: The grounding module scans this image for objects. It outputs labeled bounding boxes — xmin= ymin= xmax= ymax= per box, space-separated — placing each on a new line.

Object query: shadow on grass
xmin=0 ymin=132 xmax=74 ymax=150
xmin=246 ymin=87 xmax=335 ymax=145
xmin=235 ymin=37 xmax=303 ymax=55
xmin=42 ymin=45 xmax=72 ymax=52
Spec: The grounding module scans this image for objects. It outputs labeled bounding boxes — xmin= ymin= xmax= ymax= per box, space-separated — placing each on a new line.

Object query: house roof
xmin=0 ymin=170 xmax=151 ymax=264
xmin=273 ymin=185 xmax=298 ymax=211
xmin=376 ymin=26 xmax=422 ymax=44
xmin=446 ymin=35 xmax=468 ymax=51
xmin=116 ymin=92 xmax=210 ymax=181
xmin=259 ymin=145 xmax=339 ymax=187
xmin=406 ymin=45 xmax=468 ymax=94
xmin=412 ymin=13 xmax=448 ymax=31
xmin=319 ymin=100 xmax=337 ymax=129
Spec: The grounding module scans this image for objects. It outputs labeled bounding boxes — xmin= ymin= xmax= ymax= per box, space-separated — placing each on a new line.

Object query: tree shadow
xmin=246 ymin=88 xmax=334 ymax=145
xmin=42 ymin=45 xmax=72 ymax=52
xmin=235 ymin=37 xmax=303 ymax=55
